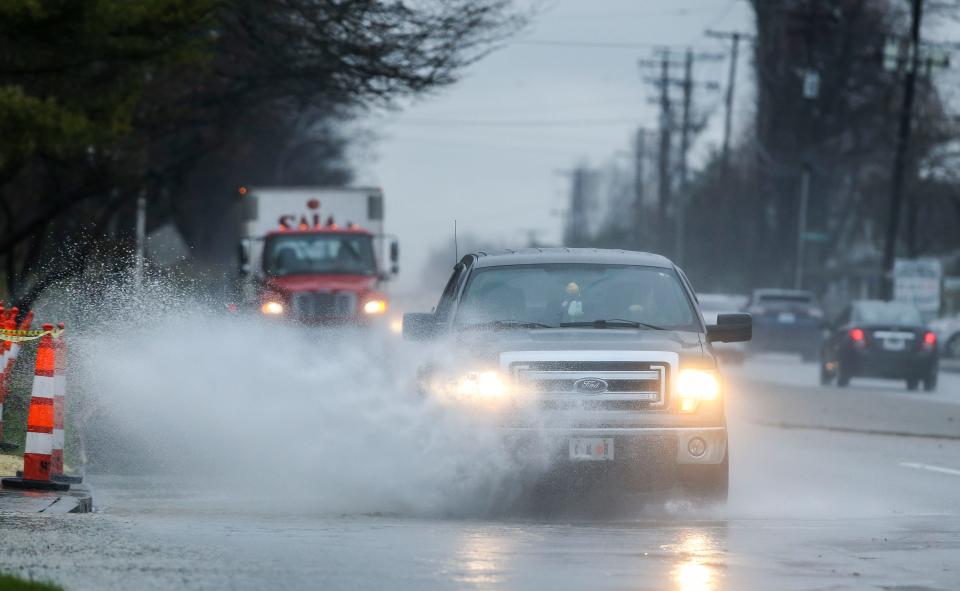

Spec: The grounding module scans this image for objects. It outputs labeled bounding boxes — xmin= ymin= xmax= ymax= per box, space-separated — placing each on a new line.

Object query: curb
xmin=0 ymin=482 xmax=92 ymax=514
xmin=749 ymin=419 xmax=960 ymax=441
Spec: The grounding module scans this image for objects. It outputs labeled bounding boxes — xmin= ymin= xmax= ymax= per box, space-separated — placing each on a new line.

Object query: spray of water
xmin=58 ymin=278 xmax=557 ymax=517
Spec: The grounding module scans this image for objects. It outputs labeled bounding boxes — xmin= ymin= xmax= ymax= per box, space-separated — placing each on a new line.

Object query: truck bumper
xmin=500 ymin=426 xmax=728 ymax=466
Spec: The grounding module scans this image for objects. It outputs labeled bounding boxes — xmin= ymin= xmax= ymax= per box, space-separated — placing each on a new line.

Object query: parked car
xmin=820 ymin=300 xmax=938 ymax=391
xmin=929 ymin=314 xmax=960 ymax=359
xmin=747 ymin=289 xmax=823 ymax=361
xmin=697 ymin=293 xmax=748 ymax=365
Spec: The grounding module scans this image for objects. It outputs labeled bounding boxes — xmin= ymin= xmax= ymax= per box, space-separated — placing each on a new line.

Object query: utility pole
xmin=641 ymin=48 xmax=721 ymax=259
xmin=675 ymin=49 xmax=694 ymax=265
xmin=882 ymin=0 xmax=924 ymax=298
xmin=633 ymin=128 xmax=646 ymax=249
xmin=706 ymin=30 xmax=753 ymax=173
xmin=656 ymin=56 xmax=672 ymax=254
xmin=567 ymin=167 xmax=588 ymax=246
xmin=678 ymin=49 xmax=693 ymax=191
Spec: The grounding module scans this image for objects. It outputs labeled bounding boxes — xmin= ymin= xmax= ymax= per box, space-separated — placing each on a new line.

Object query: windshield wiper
xmin=460 ymin=320 xmax=554 ymax=330
xmin=559 ymin=319 xmax=667 ymax=330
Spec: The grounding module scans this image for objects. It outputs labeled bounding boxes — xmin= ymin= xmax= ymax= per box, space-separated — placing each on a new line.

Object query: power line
xmin=385 ymin=116 xmax=641 ymax=128
xmin=690 ymin=0 xmax=743 ymax=44
xmin=512 ymin=39 xmax=713 ymax=50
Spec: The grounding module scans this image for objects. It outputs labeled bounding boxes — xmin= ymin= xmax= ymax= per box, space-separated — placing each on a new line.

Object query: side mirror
xmin=403 ymin=312 xmax=437 ymax=341
xmin=390 ymin=240 xmax=399 ymax=275
xmin=707 ymin=313 xmax=752 ymax=343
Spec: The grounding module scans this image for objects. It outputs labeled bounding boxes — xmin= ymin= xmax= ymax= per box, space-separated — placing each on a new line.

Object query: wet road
xmin=1 ymin=356 xmax=959 ymax=590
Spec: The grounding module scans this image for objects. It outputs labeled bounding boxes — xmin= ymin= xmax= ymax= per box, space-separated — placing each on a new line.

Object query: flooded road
xmin=1 ymin=356 xmax=958 ymax=590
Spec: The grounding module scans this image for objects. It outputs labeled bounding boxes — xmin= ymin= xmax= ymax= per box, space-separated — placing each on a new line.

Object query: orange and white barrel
xmin=22 ymin=324 xmax=57 ymax=482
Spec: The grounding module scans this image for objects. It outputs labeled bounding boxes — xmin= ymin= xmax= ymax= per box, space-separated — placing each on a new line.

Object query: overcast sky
xmin=355 ymin=0 xmax=754 ymax=292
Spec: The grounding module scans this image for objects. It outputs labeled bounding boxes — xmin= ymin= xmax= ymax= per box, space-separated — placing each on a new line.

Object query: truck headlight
xmin=429 ymin=370 xmax=511 ymax=409
xmin=261 ymin=301 xmax=284 ymax=315
xmin=363 ymin=299 xmax=387 ymax=315
xmin=676 ymin=369 xmax=720 ymax=413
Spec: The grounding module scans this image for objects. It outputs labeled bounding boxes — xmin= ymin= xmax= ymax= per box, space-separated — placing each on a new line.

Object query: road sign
xmin=893 ymin=258 xmax=942 ymax=318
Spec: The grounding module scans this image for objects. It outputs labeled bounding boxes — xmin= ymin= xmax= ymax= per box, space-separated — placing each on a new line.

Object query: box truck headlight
xmin=261 ymin=301 xmax=284 ymax=315
xmin=676 ymin=369 xmax=720 ymax=413
xmin=363 ymin=299 xmax=387 ymax=315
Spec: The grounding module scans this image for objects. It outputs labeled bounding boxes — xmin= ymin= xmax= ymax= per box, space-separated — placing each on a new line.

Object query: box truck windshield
xmin=263 ymin=233 xmax=376 ymax=277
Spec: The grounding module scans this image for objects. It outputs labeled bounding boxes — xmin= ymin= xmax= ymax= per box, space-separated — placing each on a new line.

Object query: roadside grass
xmin=0 ymin=454 xmax=21 ymax=475
xmin=0 ymin=574 xmax=63 ymax=591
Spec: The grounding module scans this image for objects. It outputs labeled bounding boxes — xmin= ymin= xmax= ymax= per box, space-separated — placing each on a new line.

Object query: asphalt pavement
xmin=0 ymin=355 xmax=958 ymax=590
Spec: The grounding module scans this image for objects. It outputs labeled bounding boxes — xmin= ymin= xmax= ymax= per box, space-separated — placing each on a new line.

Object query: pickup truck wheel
xmin=677 ymin=451 xmax=729 ymax=504
xmin=906 ymin=378 xmax=919 ymax=391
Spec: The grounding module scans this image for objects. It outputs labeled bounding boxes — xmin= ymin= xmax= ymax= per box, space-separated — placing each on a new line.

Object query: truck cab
xmin=403 ymin=248 xmax=751 ymax=501
xmin=238 ymin=187 xmax=398 ymax=324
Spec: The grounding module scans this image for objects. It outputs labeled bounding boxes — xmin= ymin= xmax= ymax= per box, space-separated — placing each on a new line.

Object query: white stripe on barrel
xmin=25 ymin=430 xmax=52 ymax=455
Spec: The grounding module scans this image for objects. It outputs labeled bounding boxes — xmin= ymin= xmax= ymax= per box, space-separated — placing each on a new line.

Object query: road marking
xmin=899 ymin=462 xmax=960 ymax=477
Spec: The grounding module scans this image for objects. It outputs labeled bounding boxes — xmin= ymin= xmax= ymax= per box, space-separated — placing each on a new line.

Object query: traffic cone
xmin=0 ymin=305 xmax=8 ymax=443
xmin=2 ymin=324 xmax=69 ymax=491
xmin=50 ymin=324 xmax=81 ymax=484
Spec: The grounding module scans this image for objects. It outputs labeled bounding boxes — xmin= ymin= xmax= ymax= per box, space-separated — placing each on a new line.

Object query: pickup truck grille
xmin=290 ymin=292 xmax=356 ymax=320
xmin=508 ymin=360 xmax=669 ymax=411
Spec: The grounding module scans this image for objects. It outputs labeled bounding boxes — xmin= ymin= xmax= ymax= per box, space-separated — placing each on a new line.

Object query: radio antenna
xmin=454 ymin=219 xmax=459 ymax=263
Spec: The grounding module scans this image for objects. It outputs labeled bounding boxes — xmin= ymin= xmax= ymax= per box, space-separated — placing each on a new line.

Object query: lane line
xmin=899 ymin=462 xmax=960 ymax=477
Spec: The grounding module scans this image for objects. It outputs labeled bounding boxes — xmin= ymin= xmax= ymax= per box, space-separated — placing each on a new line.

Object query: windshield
xmin=455 ymin=264 xmax=698 ymax=330
xmin=855 ymin=301 xmax=923 ymax=325
xmin=263 ymin=233 xmax=376 ymax=277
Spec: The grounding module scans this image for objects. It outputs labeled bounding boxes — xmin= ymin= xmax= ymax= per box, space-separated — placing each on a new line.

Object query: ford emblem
xmin=574 ymin=378 xmax=608 ymax=395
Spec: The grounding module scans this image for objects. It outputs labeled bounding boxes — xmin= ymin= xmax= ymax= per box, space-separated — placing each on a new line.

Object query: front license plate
xmin=778 ymin=312 xmax=796 ymax=323
xmin=569 ymin=438 xmax=615 ymax=461
xmin=883 ymin=338 xmax=906 ymax=351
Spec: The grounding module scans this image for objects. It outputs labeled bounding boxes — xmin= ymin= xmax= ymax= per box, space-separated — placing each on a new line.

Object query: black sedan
xmin=820 ymin=300 xmax=938 ymax=391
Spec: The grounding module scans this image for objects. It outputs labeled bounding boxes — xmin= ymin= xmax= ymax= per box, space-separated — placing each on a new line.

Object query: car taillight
xmin=848 ymin=328 xmax=865 ymax=342
xmin=922 ymin=331 xmax=937 ymax=350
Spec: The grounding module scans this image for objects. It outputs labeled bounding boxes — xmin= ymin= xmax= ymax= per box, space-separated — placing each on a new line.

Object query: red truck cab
xmin=257 ymin=224 xmax=390 ymax=324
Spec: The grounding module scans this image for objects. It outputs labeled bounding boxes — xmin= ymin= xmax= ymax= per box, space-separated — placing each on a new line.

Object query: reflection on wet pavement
xmin=451 ymin=531 xmax=511 ymax=586
xmin=670 ymin=530 xmax=723 ymax=591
